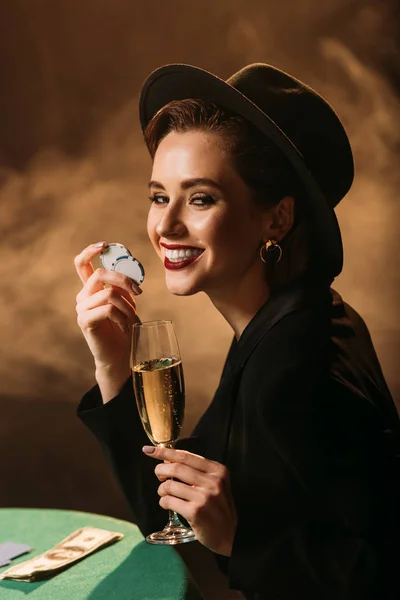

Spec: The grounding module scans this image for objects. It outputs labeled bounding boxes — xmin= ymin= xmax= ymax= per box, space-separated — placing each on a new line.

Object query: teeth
xmin=165 ymin=248 xmax=203 ymax=262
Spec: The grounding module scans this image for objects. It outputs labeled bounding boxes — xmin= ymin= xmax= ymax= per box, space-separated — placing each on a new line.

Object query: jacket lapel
xmin=222 ymin=279 xmax=331 ymax=463
xmin=189 ymin=278 xmax=330 ymax=464
xmin=229 ymin=278 xmax=329 ymax=376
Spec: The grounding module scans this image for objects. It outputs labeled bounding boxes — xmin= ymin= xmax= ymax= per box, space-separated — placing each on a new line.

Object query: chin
xmin=170 ymin=288 xmax=198 ymax=297
xmin=166 ymin=284 xmax=200 ymax=297
xmin=165 ymin=275 xmax=202 ymax=297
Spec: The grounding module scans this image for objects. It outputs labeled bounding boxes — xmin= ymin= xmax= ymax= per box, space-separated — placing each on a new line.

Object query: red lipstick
xmin=164 ymin=254 xmax=203 ymax=270
xmin=161 ymin=243 xmax=201 ymax=250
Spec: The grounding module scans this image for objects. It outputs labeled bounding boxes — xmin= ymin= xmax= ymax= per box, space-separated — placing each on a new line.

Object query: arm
xmin=74 ymin=243 xmax=168 ymax=535
xmin=77 ymin=375 xmax=205 ymax=536
xmin=77 ymin=376 xmax=167 ymax=536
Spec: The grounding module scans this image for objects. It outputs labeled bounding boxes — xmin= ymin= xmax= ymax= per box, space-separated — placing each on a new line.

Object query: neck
xmin=207 ymin=277 xmax=270 ymax=340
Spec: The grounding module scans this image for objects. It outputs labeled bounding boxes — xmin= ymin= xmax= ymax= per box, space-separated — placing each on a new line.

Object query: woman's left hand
xmin=142 ymin=445 xmax=237 ymax=556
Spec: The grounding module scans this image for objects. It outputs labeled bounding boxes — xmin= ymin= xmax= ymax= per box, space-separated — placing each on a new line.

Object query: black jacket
xmin=77 ymin=277 xmax=400 ymax=599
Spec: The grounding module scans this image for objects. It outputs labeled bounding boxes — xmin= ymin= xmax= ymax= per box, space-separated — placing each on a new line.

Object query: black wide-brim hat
xmin=139 ymin=63 xmax=354 ymax=277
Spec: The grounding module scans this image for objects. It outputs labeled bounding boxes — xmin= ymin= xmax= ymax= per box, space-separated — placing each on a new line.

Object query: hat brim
xmin=139 ymin=63 xmax=343 ymax=277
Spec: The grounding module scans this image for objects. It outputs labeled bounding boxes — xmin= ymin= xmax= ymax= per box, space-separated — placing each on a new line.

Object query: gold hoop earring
xmin=259 ymin=239 xmax=283 ymax=264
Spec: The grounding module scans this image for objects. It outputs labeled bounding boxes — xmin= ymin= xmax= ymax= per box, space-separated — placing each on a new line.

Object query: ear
xmin=262 ymin=196 xmax=295 ymax=241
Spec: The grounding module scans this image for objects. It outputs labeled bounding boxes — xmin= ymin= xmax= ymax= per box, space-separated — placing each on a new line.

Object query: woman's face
xmin=147 ymin=130 xmax=270 ymax=297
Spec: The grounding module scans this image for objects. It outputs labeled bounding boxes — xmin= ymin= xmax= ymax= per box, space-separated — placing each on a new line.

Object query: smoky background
xmin=0 ymin=1 xmax=399 ymax=594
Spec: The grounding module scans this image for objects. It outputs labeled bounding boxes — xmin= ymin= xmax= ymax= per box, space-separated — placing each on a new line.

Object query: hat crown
xmin=227 ymin=63 xmax=354 ymax=206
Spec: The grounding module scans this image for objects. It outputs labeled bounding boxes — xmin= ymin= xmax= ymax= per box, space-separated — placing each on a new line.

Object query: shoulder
xmin=330 ymin=288 xmax=371 ymax=340
xmin=240 ymin=304 xmax=332 ymax=411
xmin=329 ymin=289 xmax=395 ymax=411
xmin=249 ymin=302 xmax=331 ymax=369
xmin=329 ymin=288 xmax=380 ymax=371
xmin=234 ymin=282 xmax=334 ymax=399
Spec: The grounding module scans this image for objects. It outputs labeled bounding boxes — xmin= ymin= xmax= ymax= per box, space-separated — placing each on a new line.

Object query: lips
xmin=160 ymin=242 xmax=204 ymax=271
xmin=161 ymin=243 xmax=201 ymax=250
xmin=163 ymin=252 xmax=203 ymax=271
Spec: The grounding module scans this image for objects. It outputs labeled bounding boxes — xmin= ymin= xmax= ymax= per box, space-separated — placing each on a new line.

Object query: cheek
xmin=146 ymin=212 xmax=159 ymax=250
xmin=206 ymin=211 xmax=248 ymax=245
xmin=203 ymin=216 xmax=243 ymax=265
xmin=209 ymin=214 xmax=261 ymax=266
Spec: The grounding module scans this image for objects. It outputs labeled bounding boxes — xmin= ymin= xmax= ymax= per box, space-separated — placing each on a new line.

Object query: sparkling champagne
xmin=132 ymin=357 xmax=185 ymax=445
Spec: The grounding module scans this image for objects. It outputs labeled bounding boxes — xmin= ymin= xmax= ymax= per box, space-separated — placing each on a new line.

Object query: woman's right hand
xmin=74 ymin=242 xmax=143 ymax=400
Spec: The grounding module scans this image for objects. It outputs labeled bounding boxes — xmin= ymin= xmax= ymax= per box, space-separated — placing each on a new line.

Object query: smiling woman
xmin=147 ymin=128 xmax=281 ymax=309
xmin=74 ymin=63 xmax=400 ymax=600
xmin=145 ymin=100 xmax=312 ymax=296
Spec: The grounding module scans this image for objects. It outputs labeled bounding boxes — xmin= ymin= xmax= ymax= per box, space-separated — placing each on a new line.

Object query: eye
xmin=190 ymin=195 xmax=215 ymax=206
xmin=148 ymin=195 xmax=168 ymax=205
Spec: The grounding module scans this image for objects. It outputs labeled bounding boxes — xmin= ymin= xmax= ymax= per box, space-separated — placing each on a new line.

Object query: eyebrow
xmin=148 ymin=178 xmax=222 ymax=191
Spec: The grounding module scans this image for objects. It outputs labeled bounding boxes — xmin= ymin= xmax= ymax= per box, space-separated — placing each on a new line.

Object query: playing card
xmin=0 ymin=561 xmax=10 ymax=568
xmin=0 ymin=542 xmax=32 ymax=564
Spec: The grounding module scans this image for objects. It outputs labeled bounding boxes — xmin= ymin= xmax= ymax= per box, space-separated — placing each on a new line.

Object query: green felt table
xmin=0 ymin=508 xmax=203 ymax=600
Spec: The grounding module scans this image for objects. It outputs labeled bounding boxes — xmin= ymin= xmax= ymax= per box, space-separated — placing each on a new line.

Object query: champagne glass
xmin=131 ymin=320 xmax=197 ymax=545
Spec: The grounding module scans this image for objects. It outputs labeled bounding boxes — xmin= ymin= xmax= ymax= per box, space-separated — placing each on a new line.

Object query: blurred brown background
xmin=0 ymin=0 xmax=399 ymax=596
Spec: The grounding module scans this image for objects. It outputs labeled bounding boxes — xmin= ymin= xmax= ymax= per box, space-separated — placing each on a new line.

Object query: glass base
xmin=146 ymin=524 xmax=197 ymax=545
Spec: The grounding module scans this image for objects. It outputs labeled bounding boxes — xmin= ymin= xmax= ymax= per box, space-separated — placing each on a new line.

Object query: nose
xmin=155 ymin=203 xmax=187 ymax=238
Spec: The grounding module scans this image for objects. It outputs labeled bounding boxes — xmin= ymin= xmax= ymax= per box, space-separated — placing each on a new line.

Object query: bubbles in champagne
xmin=132 ymin=357 xmax=185 ymax=445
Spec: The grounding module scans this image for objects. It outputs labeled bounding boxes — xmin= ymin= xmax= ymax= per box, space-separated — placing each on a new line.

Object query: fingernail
xmin=95 ymin=241 xmax=106 ymax=248
xmin=132 ymin=284 xmax=143 ymax=295
xmin=142 ymin=446 xmax=155 ymax=454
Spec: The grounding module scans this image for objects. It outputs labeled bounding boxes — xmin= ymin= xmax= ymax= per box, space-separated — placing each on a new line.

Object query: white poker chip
xmin=113 ymin=256 xmax=145 ymax=285
xmin=100 ymin=243 xmax=132 ymax=271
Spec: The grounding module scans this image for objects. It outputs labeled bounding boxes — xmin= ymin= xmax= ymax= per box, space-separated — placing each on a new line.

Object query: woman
xmin=74 ymin=63 xmax=400 ymax=599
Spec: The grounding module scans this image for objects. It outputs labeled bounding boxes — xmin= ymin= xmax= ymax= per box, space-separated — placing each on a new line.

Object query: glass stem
xmin=159 ymin=442 xmax=183 ymax=529
xmin=168 ymin=510 xmax=182 ymax=528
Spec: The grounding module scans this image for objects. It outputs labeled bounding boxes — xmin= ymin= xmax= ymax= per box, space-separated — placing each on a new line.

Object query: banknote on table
xmin=0 ymin=527 xmax=123 ymax=582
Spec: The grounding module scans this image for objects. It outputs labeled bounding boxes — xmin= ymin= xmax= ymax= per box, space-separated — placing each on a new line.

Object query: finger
xmin=76 ymin=287 xmax=137 ymax=323
xmin=77 ymin=283 xmax=137 ymax=311
xmin=159 ymin=495 xmax=194 ymax=523
xmin=112 ymin=287 xmax=137 ymax=312
xmin=155 ymin=462 xmax=208 ymax=487
xmin=109 ymin=285 xmax=139 ymax=315
xmin=142 ymin=446 xmax=218 ymax=474
xmin=74 ymin=242 xmax=107 ymax=285
xmin=77 ymin=303 xmax=130 ymax=333
xmin=158 ymin=479 xmax=201 ymax=503
xmin=78 ymin=267 xmax=142 ymax=303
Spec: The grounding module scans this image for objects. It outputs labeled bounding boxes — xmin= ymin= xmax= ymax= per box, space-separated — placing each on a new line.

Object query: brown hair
xmin=144 ymin=99 xmax=326 ymax=288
